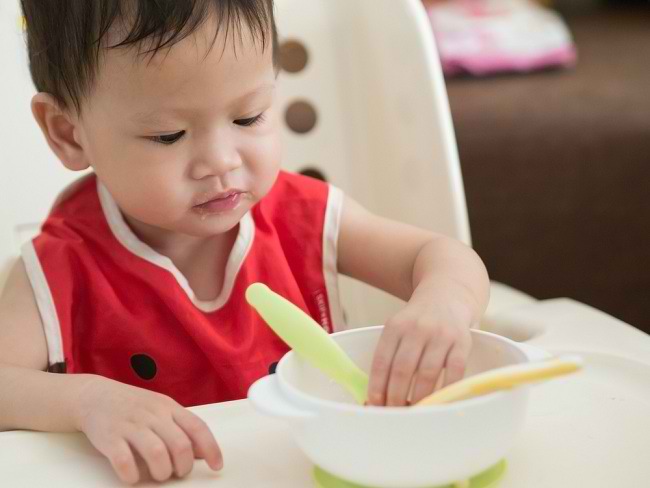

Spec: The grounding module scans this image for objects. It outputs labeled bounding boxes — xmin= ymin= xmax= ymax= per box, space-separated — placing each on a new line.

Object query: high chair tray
xmin=1 ymin=299 xmax=649 ymax=487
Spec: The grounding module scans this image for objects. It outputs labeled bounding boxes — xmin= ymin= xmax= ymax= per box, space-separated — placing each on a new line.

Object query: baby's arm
xmin=337 ymin=196 xmax=489 ymax=406
xmin=0 ymin=259 xmax=222 ymax=483
xmin=0 ymin=258 xmax=79 ymax=430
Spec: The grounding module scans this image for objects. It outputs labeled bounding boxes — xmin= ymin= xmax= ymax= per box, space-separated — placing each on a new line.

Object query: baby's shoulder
xmin=50 ymin=173 xmax=97 ymax=210
xmin=36 ymin=172 xmax=106 ymax=248
xmin=252 ymin=170 xmax=339 ymax=240
xmin=47 ymin=173 xmax=100 ymax=224
xmin=260 ymin=170 xmax=330 ymax=211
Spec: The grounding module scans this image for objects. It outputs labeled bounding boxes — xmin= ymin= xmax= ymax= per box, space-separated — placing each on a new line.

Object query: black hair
xmin=21 ymin=0 xmax=278 ymax=113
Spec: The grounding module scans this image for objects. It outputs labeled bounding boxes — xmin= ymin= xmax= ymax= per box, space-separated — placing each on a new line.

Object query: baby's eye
xmin=234 ymin=113 xmax=265 ymax=127
xmin=148 ymin=131 xmax=186 ymax=145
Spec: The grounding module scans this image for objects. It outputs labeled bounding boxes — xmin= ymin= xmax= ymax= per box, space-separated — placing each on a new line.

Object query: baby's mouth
xmin=193 ymin=190 xmax=244 ymax=214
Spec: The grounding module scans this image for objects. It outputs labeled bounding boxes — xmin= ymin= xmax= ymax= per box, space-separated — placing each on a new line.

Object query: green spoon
xmin=246 ymin=283 xmax=369 ymax=404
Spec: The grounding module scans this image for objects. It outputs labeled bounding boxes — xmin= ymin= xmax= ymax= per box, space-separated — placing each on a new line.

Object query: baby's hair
xmin=21 ymin=0 xmax=278 ymax=113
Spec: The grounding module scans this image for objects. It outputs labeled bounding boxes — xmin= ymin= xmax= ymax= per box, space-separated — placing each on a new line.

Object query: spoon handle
xmin=416 ymin=355 xmax=583 ymax=406
xmin=246 ymin=283 xmax=369 ymax=404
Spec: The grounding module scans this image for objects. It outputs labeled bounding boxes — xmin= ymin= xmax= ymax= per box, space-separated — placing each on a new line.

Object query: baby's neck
xmin=124 ymin=214 xmax=238 ymax=301
xmin=169 ymin=231 xmax=238 ymax=301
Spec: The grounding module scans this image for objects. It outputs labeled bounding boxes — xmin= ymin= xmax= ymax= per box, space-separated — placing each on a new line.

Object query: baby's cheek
xmin=249 ymin=149 xmax=282 ymax=194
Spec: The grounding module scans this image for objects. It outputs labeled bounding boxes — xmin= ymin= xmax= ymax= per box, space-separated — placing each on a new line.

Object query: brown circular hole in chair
xmin=279 ymin=40 xmax=309 ymax=73
xmin=299 ymin=167 xmax=328 ymax=182
xmin=285 ymin=101 xmax=318 ymax=134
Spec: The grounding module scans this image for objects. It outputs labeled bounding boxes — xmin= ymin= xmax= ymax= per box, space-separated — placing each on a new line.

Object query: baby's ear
xmin=31 ymin=93 xmax=90 ymax=171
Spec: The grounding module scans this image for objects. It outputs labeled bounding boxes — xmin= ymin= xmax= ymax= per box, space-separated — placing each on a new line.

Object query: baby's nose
xmin=191 ymin=141 xmax=243 ymax=179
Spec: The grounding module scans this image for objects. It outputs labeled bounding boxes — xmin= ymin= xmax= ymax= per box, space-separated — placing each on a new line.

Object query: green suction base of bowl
xmin=314 ymin=459 xmax=506 ymax=488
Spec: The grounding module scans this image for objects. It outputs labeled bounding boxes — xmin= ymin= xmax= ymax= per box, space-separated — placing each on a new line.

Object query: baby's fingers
xmin=151 ymin=421 xmax=195 ymax=478
xmin=442 ymin=334 xmax=472 ymax=388
xmin=100 ymin=438 xmax=140 ymax=485
xmin=174 ymin=409 xmax=223 ymax=471
xmin=126 ymin=429 xmax=174 ymax=482
xmin=410 ymin=340 xmax=450 ymax=404
xmin=385 ymin=334 xmax=424 ymax=407
xmin=368 ymin=326 xmax=402 ymax=406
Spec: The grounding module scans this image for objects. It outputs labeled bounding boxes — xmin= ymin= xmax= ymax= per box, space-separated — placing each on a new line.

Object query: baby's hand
xmin=367 ymin=297 xmax=474 ymax=407
xmin=73 ymin=377 xmax=222 ymax=484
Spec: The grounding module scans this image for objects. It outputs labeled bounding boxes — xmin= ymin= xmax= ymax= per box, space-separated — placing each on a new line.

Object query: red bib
xmin=23 ymin=171 xmax=344 ymax=406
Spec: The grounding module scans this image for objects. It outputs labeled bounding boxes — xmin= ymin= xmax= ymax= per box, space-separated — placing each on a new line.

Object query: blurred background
xmin=422 ymin=0 xmax=650 ymax=332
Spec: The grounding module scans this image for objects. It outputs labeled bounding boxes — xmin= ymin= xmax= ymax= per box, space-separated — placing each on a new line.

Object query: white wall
xmin=0 ymin=2 xmax=82 ymax=287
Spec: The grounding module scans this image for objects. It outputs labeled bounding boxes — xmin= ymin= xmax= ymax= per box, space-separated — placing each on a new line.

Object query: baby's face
xmin=74 ymin=18 xmax=281 ymax=241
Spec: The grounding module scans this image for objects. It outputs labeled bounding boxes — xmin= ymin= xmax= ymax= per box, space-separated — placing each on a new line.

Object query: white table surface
xmin=3 ymin=299 xmax=650 ymax=487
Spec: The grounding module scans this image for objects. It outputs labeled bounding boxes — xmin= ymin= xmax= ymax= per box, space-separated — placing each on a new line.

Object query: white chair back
xmin=275 ymin=0 xmax=470 ymax=326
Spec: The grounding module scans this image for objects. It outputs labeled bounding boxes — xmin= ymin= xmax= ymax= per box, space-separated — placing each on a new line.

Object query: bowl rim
xmin=275 ymin=326 xmax=530 ymax=416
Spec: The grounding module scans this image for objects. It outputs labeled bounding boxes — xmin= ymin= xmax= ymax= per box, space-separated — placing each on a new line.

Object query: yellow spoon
xmin=415 ymin=355 xmax=583 ymax=407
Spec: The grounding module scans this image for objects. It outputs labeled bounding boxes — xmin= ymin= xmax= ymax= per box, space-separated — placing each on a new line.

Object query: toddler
xmin=0 ymin=0 xmax=489 ymax=484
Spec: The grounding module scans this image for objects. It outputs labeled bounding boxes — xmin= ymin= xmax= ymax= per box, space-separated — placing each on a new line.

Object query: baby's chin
xmin=181 ymin=209 xmax=248 ymax=238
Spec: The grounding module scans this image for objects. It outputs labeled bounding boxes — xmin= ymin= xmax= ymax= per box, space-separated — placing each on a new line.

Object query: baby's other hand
xmin=73 ymin=377 xmax=223 ymax=484
xmin=367 ymin=298 xmax=474 ymax=407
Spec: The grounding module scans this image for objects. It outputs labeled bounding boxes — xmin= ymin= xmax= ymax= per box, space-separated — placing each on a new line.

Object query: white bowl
xmin=248 ymin=326 xmax=548 ymax=488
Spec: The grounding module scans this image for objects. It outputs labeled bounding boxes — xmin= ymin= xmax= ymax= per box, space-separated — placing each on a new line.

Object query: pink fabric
xmin=441 ymin=45 xmax=577 ymax=76
xmin=426 ymin=0 xmax=577 ymax=76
